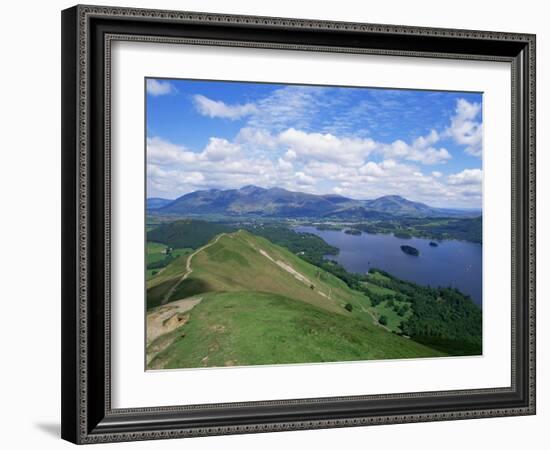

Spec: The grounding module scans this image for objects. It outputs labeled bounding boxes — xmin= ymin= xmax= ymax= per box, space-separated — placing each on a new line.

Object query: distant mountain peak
xmin=239 ymin=185 xmax=267 ymax=193
xmin=153 ymin=186 xmax=477 ymax=218
xmin=378 ymin=194 xmax=406 ymax=200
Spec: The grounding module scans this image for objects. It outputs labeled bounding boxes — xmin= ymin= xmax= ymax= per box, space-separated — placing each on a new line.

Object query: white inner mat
xmin=111 ymin=41 xmax=512 ymax=409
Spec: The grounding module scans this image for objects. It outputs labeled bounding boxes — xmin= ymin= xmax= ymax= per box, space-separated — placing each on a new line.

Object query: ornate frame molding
xmin=61 ymin=5 xmax=536 ymax=444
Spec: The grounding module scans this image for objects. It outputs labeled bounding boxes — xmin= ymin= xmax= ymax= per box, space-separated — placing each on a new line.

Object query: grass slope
xmin=148 ymin=230 xmax=368 ymax=315
xmin=146 ymin=242 xmax=191 ymax=280
xmin=147 ymin=230 xmax=445 ymax=368
xmin=149 ymin=291 xmax=443 ymax=369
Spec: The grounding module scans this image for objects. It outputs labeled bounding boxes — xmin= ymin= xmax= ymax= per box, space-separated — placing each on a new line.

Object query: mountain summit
xmin=148 ymin=185 xmax=475 ymax=218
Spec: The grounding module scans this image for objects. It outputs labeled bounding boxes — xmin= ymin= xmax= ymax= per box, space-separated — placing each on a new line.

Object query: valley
xmin=145 ymin=187 xmax=483 ymax=370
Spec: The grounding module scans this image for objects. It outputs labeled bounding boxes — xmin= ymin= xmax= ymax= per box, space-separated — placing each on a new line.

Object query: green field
xmin=149 ymin=291 xmax=443 ymax=369
xmin=146 ymin=242 xmax=191 ymax=280
xmin=147 ymin=219 xmax=234 ymax=249
xmin=360 ymin=273 xmax=413 ymax=332
xmin=146 ymin=230 xmax=446 ymax=369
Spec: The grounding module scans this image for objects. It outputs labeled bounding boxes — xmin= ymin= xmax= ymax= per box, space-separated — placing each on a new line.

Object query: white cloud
xmin=147 ymin=137 xmax=197 ymax=165
xmin=446 ymin=98 xmax=483 ymax=157
xmin=447 ymin=168 xmax=483 ymax=186
xmin=147 ymin=136 xmax=280 ymax=197
xmin=408 ymin=147 xmax=452 ymax=165
xmin=278 ymin=128 xmax=376 ymax=166
xmin=148 ymin=94 xmax=483 ymax=208
xmin=175 ymin=171 xmax=205 ymax=184
xmin=302 ymin=161 xmax=343 ymax=179
xmin=236 ymin=127 xmax=277 ymax=149
xmin=359 ymin=161 xmax=385 ymax=177
xmin=247 ymin=86 xmax=329 ymax=131
xmin=284 ymin=149 xmax=297 ymax=161
xmin=277 ymin=158 xmax=293 ymax=172
xmin=322 ymin=159 xmax=455 ymax=204
xmin=146 ymin=79 xmax=175 ymax=96
xmin=201 ymin=138 xmax=241 ymax=161
xmin=376 ymin=129 xmax=452 ymax=165
xmin=295 ymin=171 xmax=316 ymax=185
xmin=193 ymin=94 xmax=257 ymax=120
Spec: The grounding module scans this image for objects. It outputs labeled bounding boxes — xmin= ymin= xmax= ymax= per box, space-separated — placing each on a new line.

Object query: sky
xmin=146 ymin=78 xmax=483 ymax=208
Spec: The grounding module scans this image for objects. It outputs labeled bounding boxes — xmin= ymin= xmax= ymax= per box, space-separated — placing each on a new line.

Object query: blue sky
xmin=146 ymin=78 xmax=483 ymax=208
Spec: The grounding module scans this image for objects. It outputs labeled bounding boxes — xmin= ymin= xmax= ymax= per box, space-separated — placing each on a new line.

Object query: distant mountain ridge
xmin=147 ymin=185 xmax=479 ymax=218
xmin=147 ymin=197 xmax=173 ymax=209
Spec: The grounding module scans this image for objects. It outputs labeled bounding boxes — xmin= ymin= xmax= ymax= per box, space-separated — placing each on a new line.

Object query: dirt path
xmin=146 ymin=297 xmax=203 ymax=365
xmin=161 ymin=233 xmax=228 ymax=305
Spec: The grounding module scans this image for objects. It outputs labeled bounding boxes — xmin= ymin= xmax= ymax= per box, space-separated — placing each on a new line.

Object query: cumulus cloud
xmin=446 ymin=98 xmax=483 ymax=157
xmin=278 ymin=128 xmax=376 ymax=166
xmin=447 ymin=168 xmax=483 ymax=186
xmin=317 ymin=159 xmax=455 ymax=204
xmin=146 ymin=79 xmax=176 ymax=96
xmin=147 ymin=136 xmax=280 ymax=196
xmin=277 ymin=158 xmax=293 ymax=172
xmin=193 ymin=94 xmax=257 ymax=120
xmin=147 ymin=137 xmax=196 ymax=165
xmin=147 ymin=85 xmax=484 ymax=207
xmin=359 ymin=161 xmax=385 ymax=177
xmin=295 ymin=171 xmax=316 ymax=185
xmin=201 ymin=138 xmax=241 ymax=161
xmin=236 ymin=127 xmax=277 ymax=149
xmin=377 ymin=130 xmax=452 ymax=165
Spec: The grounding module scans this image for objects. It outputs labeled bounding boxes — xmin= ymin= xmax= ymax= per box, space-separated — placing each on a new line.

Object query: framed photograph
xmin=61 ymin=5 xmax=536 ymax=444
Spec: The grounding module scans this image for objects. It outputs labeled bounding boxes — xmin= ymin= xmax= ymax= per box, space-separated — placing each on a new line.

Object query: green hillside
xmin=149 ymin=291 xmax=443 ymax=369
xmin=148 ymin=230 xmax=366 ymax=313
xmin=146 ymin=230 xmax=444 ymax=369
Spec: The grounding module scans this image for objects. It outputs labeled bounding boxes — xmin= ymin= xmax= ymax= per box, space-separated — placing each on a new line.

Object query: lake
xmin=295 ymin=226 xmax=482 ymax=306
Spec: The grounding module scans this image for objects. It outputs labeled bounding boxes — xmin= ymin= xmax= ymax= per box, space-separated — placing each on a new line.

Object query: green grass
xmin=147 ymin=220 xmax=234 ymax=249
xmin=146 ymin=242 xmax=192 ymax=281
xmin=367 ymin=271 xmax=391 ymax=284
xmin=149 ymin=291 xmax=444 ymax=369
xmin=146 ymin=251 xmax=193 ymax=308
xmin=362 ymin=272 xmax=413 ymax=332
xmin=151 ymin=230 xmax=368 ymax=316
xmin=369 ymin=300 xmax=413 ymax=332
xmin=146 ymin=230 xmax=446 ymax=369
xmin=363 ymin=281 xmax=395 ymax=296
xmin=146 ymin=242 xmax=168 ymax=265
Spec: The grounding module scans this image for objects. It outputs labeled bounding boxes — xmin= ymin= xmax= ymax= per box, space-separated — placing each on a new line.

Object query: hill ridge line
xmin=241 ymin=233 xmax=332 ymax=301
xmin=161 ymin=233 xmax=229 ymax=305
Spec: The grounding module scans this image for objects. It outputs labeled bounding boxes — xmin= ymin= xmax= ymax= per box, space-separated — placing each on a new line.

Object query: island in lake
xmin=344 ymin=229 xmax=362 ymax=236
xmin=400 ymin=245 xmax=420 ymax=256
xmin=429 ymin=241 xmax=439 ymax=247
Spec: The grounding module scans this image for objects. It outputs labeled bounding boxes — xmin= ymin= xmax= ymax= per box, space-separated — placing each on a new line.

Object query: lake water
xmin=295 ymin=226 xmax=482 ymax=306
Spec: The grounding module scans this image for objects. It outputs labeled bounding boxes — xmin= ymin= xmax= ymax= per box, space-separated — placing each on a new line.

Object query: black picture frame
xmin=61 ymin=5 xmax=536 ymax=444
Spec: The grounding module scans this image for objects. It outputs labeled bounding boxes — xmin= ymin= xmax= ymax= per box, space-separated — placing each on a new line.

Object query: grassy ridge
xmin=151 ymin=230 xmax=367 ymax=316
xmin=147 ymin=230 xmax=447 ymax=369
xmin=149 ymin=291 xmax=443 ymax=369
xmin=243 ymin=224 xmax=339 ymax=261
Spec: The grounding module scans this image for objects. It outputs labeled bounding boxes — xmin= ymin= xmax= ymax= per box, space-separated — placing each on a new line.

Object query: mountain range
xmin=147 ymin=185 xmax=479 ymax=219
